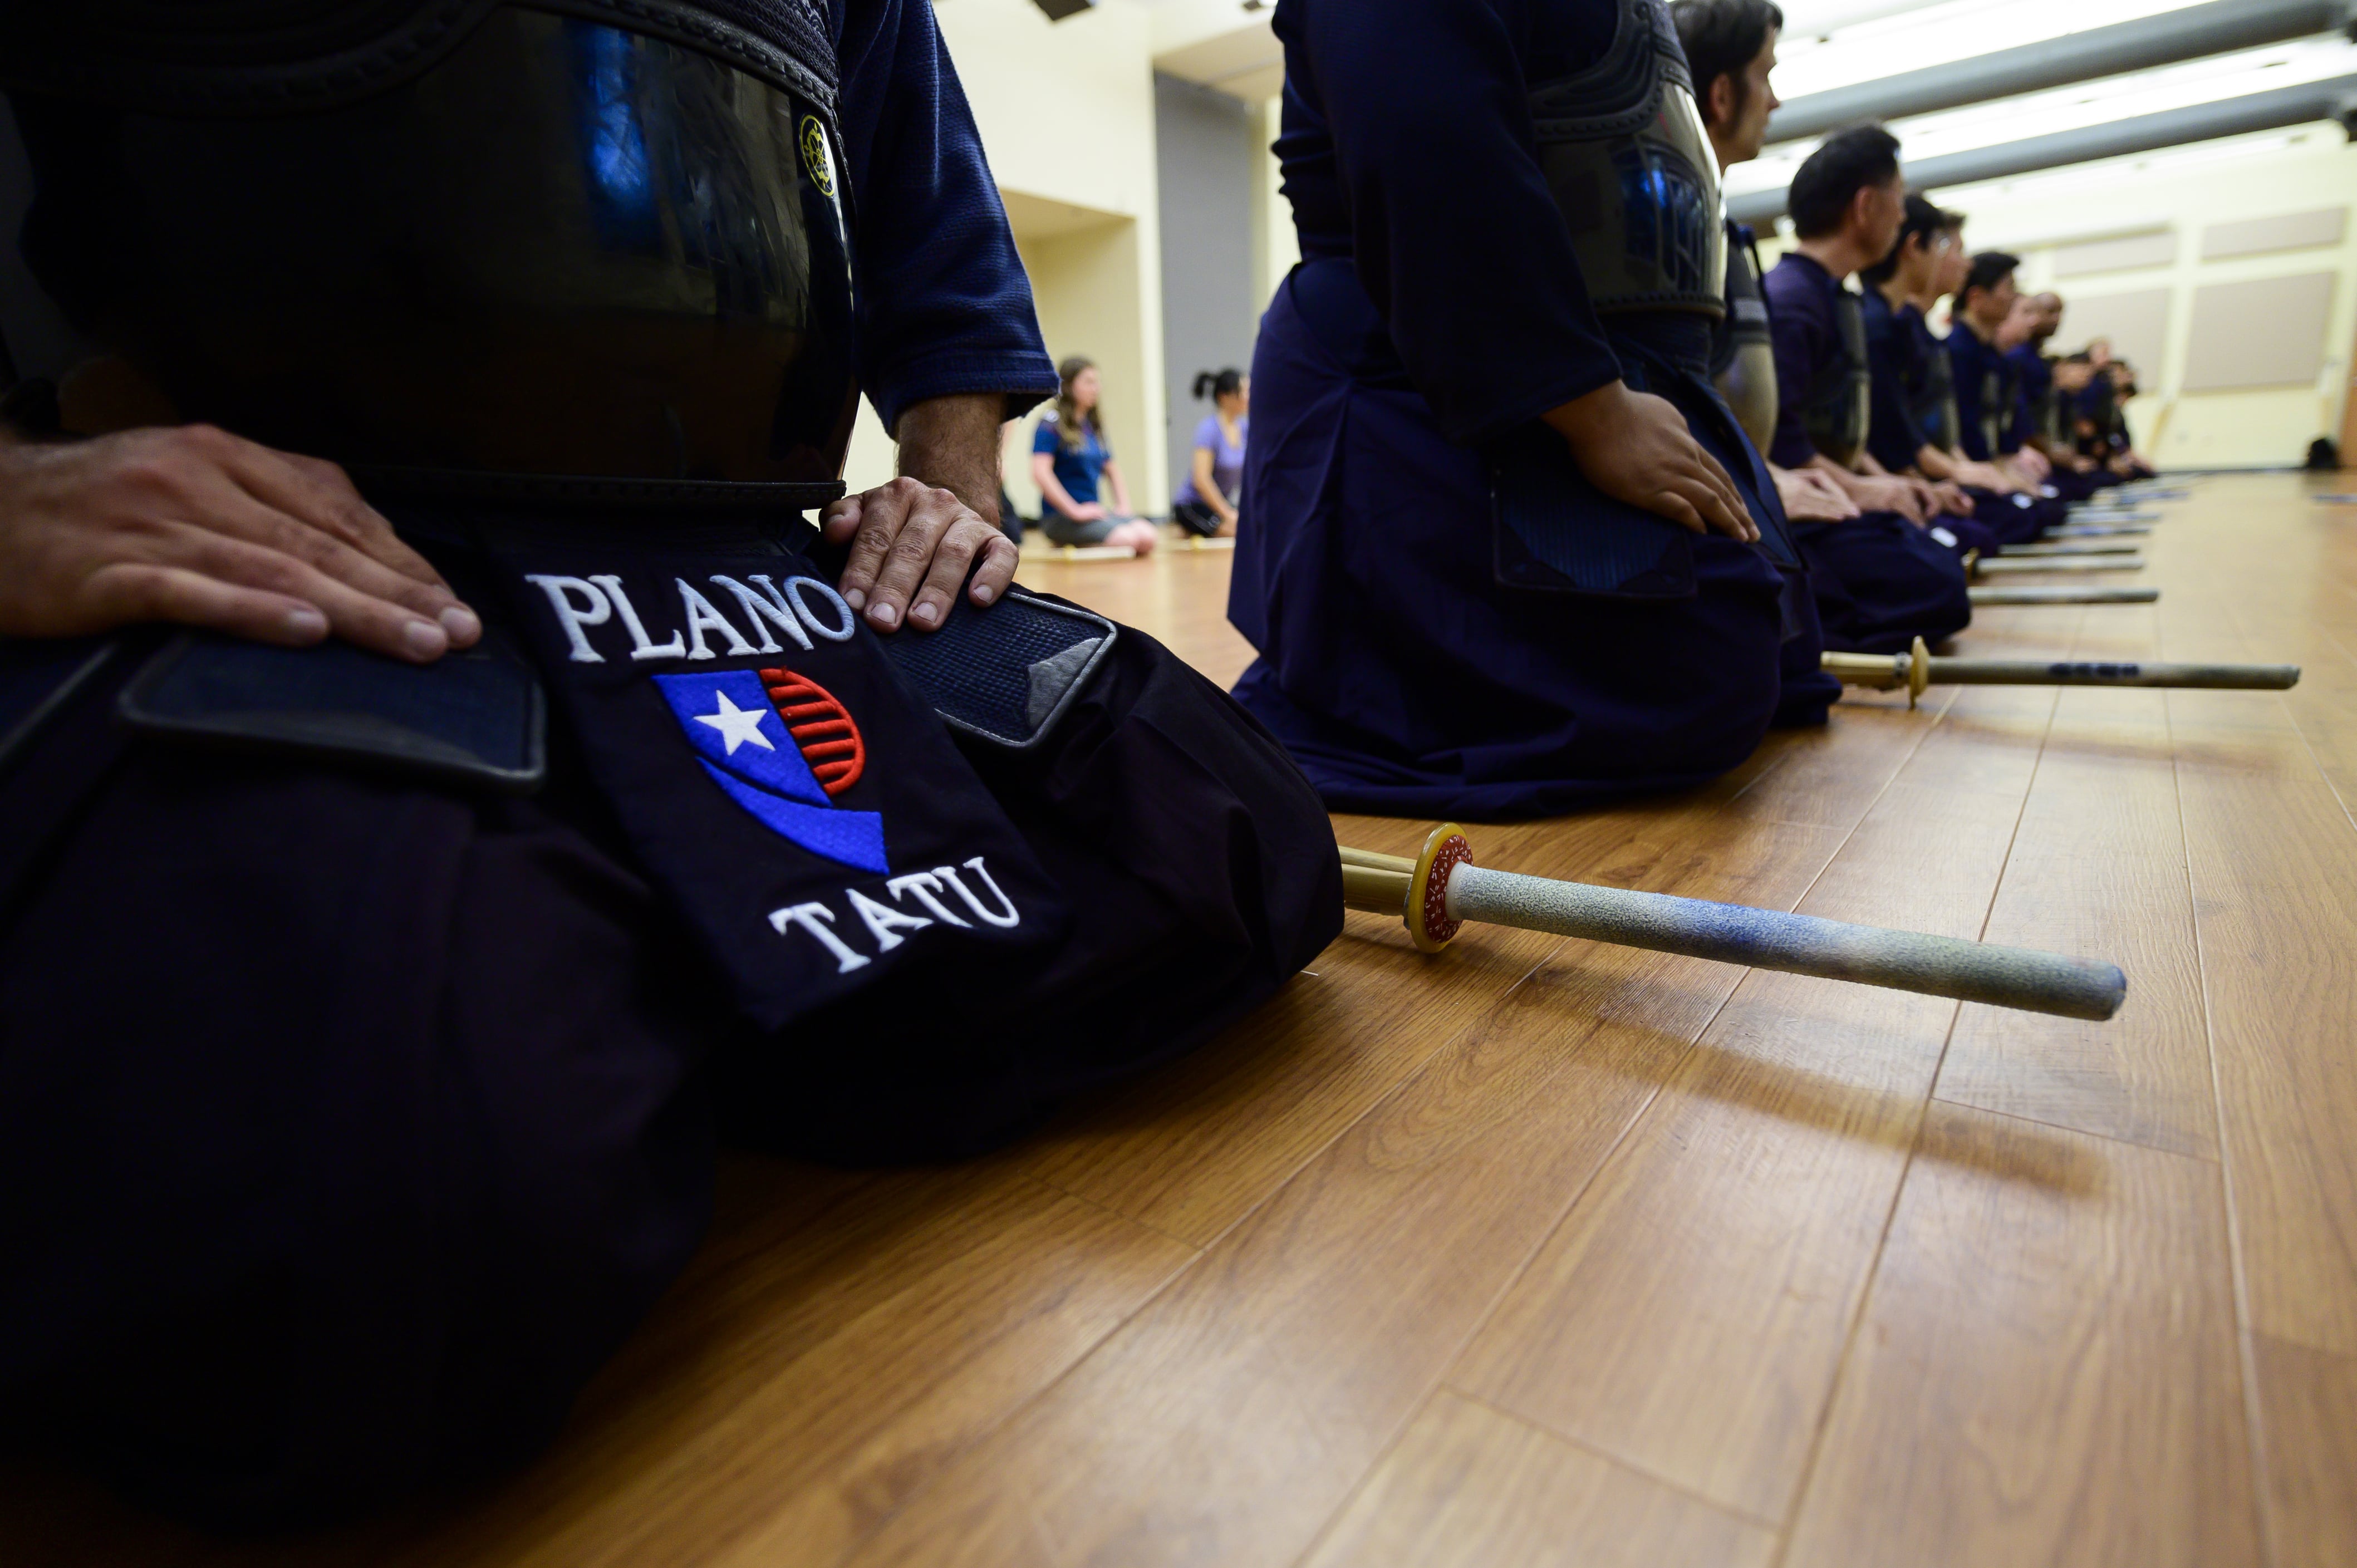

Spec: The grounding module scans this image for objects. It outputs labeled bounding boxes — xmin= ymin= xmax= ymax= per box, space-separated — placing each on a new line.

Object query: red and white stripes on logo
xmin=760 ymin=668 xmax=865 ymax=795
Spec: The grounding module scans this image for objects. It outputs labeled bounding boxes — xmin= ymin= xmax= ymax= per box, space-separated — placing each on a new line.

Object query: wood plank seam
xmin=1761 ymin=687 xmax=2062 ymax=1565
xmin=1294 ymin=695 xmax=1961 ymax=1553
xmin=2172 ymin=692 xmax=2287 ymax=1568
xmin=1440 ymin=1385 xmax=1788 ymax=1528
xmin=1392 ymin=696 xmax=1982 ymax=1546
xmin=2273 ymin=620 xmax=2357 ymax=840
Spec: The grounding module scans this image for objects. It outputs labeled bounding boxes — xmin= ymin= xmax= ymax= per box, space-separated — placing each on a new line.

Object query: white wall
xmin=1948 ymin=126 xmax=2357 ymax=470
xmin=842 ymin=0 xmax=1169 ymax=514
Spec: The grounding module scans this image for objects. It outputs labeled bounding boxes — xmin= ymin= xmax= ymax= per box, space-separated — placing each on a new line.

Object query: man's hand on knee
xmin=822 ymin=391 xmax=1020 ymax=633
xmin=821 ymin=475 xmax=1017 ymax=632
xmin=1544 ymin=380 xmax=1758 ymax=543
xmin=0 ymin=425 xmax=481 ymax=661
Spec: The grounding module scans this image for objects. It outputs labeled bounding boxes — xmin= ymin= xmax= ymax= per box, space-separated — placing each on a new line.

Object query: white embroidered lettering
xmin=711 ymin=575 xmax=814 ymax=653
xmin=523 ymin=574 xmax=613 ymax=663
xmin=934 ymin=858 xmax=1021 ymax=928
xmin=784 ymin=574 xmax=856 ymax=642
xmin=675 ymin=579 xmax=758 ymax=660
xmin=587 ymin=574 xmax=688 ymax=661
xmin=770 ymin=902 xmax=870 ymax=972
xmin=886 ymin=871 xmax=972 ymax=928
xmin=846 ymin=887 xmax=932 ymax=950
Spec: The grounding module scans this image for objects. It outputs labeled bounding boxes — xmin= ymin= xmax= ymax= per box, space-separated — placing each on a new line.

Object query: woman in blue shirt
xmin=1032 ymin=357 xmax=1157 ymax=553
xmin=1172 ymin=367 xmax=1250 ymax=537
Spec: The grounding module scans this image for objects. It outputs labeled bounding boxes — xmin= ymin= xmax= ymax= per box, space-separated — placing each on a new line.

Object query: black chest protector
xmin=2028 ymin=361 xmax=2063 ymax=445
xmin=1526 ymin=0 xmax=1726 ymax=325
xmin=0 ymin=0 xmax=858 ymax=498
xmin=1978 ymin=361 xmax=2013 ymax=458
xmin=1798 ymin=287 xmax=1871 ymax=468
xmin=1710 ymin=220 xmax=1776 ymax=453
xmin=1914 ymin=326 xmax=1962 ymax=453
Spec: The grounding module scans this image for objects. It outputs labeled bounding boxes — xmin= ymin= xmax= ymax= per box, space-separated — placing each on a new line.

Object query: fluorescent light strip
xmin=1771 ymin=0 xmax=2281 ymax=99
xmin=1723 ymin=35 xmax=2357 ymax=195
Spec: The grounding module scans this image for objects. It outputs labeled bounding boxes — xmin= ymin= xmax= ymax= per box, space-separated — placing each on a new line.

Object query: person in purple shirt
xmin=1762 ymin=127 xmax=1971 ymax=654
xmin=1228 ymin=0 xmax=1835 ymax=820
xmin=1172 ymin=368 xmax=1249 ymax=537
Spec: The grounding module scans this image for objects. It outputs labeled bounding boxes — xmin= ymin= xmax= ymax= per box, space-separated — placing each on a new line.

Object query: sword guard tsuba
xmin=1411 ymin=823 xmax=1475 ymax=953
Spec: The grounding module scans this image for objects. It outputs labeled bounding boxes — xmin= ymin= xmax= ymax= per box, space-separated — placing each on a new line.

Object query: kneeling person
xmin=0 ymin=0 xmax=1335 ymax=1525
xmin=1858 ymin=195 xmax=2039 ymax=550
xmin=1229 ymin=0 xmax=1836 ymax=822
xmin=1762 ymin=128 xmax=1972 ymax=654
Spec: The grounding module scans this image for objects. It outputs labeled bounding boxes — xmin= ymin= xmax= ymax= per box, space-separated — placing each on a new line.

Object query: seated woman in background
xmin=1173 ymin=368 xmax=1250 ymax=537
xmin=1032 ymin=356 xmax=1158 ymax=553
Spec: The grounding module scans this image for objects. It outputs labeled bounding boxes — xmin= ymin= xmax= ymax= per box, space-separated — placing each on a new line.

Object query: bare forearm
xmin=895 ymin=393 xmax=1005 ymax=524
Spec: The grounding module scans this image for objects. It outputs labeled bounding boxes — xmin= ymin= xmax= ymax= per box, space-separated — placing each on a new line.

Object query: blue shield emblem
xmin=654 ymin=669 xmax=888 ymax=874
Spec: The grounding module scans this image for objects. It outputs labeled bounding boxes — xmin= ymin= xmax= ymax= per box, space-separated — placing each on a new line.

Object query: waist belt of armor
xmin=0 ymin=0 xmax=858 ymax=488
xmin=1526 ymin=0 xmax=1726 ymax=320
xmin=1798 ymin=289 xmax=1871 ymax=469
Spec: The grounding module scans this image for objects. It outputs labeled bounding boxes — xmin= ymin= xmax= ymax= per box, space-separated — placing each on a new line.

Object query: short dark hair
xmin=1960 ymin=250 xmax=2020 ymax=310
xmin=1671 ymin=0 xmax=1784 ymax=125
xmin=1860 ymin=191 xmax=1946 ymax=285
xmin=1786 ymin=126 xmax=1902 ymax=239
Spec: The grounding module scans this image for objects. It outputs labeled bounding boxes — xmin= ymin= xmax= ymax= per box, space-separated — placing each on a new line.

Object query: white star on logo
xmin=695 ymin=689 xmax=777 ymax=755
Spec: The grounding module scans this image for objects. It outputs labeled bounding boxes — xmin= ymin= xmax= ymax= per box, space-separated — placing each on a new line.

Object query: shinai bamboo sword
xmin=1970 ymin=585 xmax=2157 ymax=605
xmin=1823 ymin=635 xmax=2298 ymax=707
xmin=1335 ymin=827 xmax=2125 ymax=1022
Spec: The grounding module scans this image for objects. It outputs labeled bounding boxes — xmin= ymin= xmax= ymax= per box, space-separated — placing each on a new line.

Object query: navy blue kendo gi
xmin=1948 ymin=320 xmax=2015 ymax=466
xmin=1858 ymin=287 xmax=2002 ymax=560
xmin=0 ymin=0 xmax=1337 ymax=1526
xmin=1764 ymin=253 xmax=1970 ymax=655
xmin=2007 ymin=342 xmax=2052 ymax=453
xmin=1859 ymin=290 xmax=2043 ymax=551
xmin=2009 ymin=341 xmax=2115 ymax=500
xmin=1227 ymin=0 xmax=1834 ymax=822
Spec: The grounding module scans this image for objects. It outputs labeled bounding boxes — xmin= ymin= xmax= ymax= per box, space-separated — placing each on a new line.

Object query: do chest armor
xmin=1915 ymin=331 xmax=1962 ymax=453
xmin=1526 ymin=0 xmax=1726 ymax=321
xmin=0 ymin=0 xmax=859 ymax=495
xmin=1800 ymin=289 xmax=1872 ymax=468
xmin=1712 ymin=223 xmax=1777 ymax=453
xmin=1979 ymin=365 xmax=2011 ymax=457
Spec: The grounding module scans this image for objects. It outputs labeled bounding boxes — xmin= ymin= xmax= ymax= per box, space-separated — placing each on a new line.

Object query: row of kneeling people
xmin=0 ymin=0 xmax=2150 ymax=1531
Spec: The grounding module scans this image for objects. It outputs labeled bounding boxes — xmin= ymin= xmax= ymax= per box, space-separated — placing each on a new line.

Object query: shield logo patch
xmin=654 ymin=668 xmax=887 ymax=874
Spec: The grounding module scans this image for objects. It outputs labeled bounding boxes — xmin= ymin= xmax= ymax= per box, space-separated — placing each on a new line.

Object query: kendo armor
xmin=1797 ymin=287 xmax=1871 ymax=468
xmin=1914 ymin=328 xmax=1962 ymax=453
xmin=0 ymin=0 xmax=859 ymax=498
xmin=2027 ymin=359 xmax=2063 ymax=446
xmin=1711 ymin=219 xmax=1777 ymax=453
xmin=1526 ymin=0 xmax=1726 ymax=319
xmin=1977 ymin=362 xmax=2011 ymax=458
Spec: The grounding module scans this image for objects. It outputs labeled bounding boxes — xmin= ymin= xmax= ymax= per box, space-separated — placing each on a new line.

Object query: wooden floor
xmin=11 ymin=473 xmax=2357 ymax=1566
